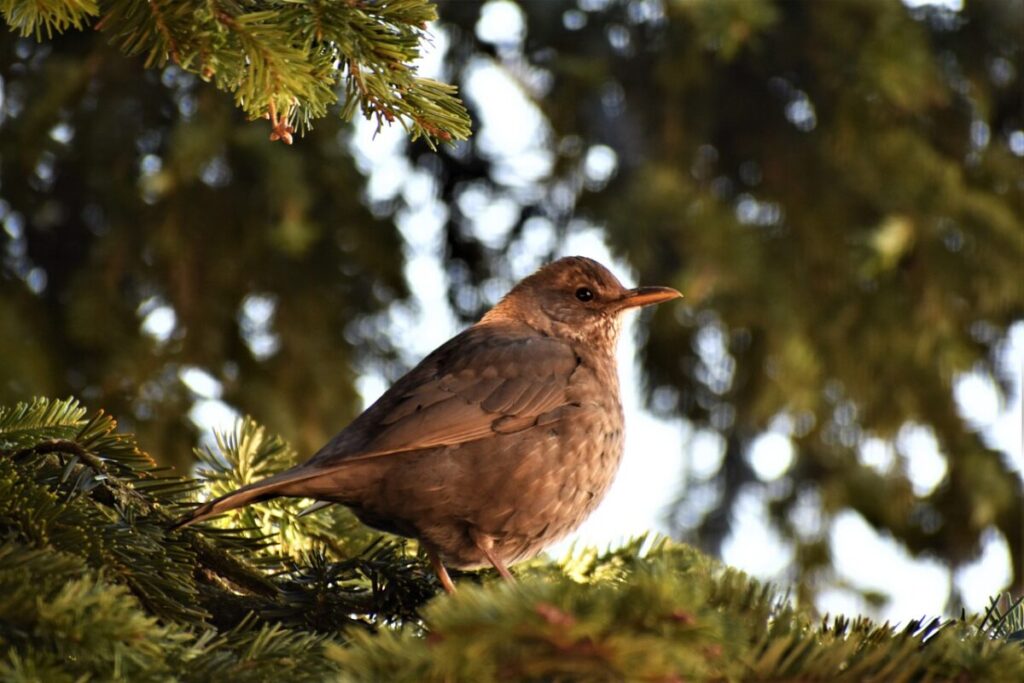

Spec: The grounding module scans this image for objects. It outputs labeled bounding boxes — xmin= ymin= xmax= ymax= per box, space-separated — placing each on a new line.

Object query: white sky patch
xmin=49 ymin=122 xmax=74 ymax=145
xmin=188 ymin=399 xmax=241 ymax=449
xmin=179 ymin=366 xmax=222 ymax=400
xmin=583 ymin=144 xmax=618 ymax=187
xmin=955 ymin=529 xmax=1013 ymax=612
xmin=816 ymin=587 xmax=869 ymax=620
xmin=138 ymin=298 xmax=177 ymax=343
xmin=413 ymin=22 xmax=448 ymax=81
xmin=721 ymin=488 xmax=795 ymax=580
xmin=902 ymin=0 xmax=963 ymax=9
xmin=457 ymin=183 xmax=520 ymax=249
xmin=858 ymin=436 xmax=896 ymax=474
xmin=955 ymin=372 xmax=1002 ymax=430
xmin=896 ymin=424 xmax=948 ymax=497
xmin=506 ymin=216 xmax=557 ymax=279
xmin=355 ymin=373 xmax=389 ymax=412
xmin=688 ymin=429 xmax=726 ymax=480
xmin=831 ymin=511 xmax=951 ymax=622
xmin=463 ymin=58 xmax=554 ymax=187
xmin=239 ymin=293 xmax=280 ymax=360
xmin=397 ymin=180 xmax=448 ymax=249
xmin=364 ymin=151 xmax=411 ymax=204
xmin=391 ymin=248 xmax=460 ymax=359
xmin=1009 ymin=131 xmax=1024 ymax=157
xmin=391 ymin=176 xmax=461 ymax=364
xmin=401 ymin=167 xmax=436 ymax=208
xmin=350 ymin=115 xmax=409 ymax=189
xmin=789 ymin=489 xmax=824 ymax=539
xmin=957 ymin=321 xmax=1024 ymax=473
xmin=475 ymin=0 xmax=526 ymax=47
xmin=749 ymin=431 xmax=794 ymax=481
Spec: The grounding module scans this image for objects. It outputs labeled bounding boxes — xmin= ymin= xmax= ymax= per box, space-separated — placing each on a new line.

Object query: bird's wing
xmin=172 ymin=325 xmax=584 ymax=528
xmin=311 ymin=323 xmax=584 ymax=466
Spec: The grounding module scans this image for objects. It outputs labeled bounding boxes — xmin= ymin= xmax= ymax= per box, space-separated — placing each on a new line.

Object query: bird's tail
xmin=170 ymin=466 xmax=326 ymax=531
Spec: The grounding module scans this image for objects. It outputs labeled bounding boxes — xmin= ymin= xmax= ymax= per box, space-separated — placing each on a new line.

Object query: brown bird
xmin=173 ymin=256 xmax=681 ymax=592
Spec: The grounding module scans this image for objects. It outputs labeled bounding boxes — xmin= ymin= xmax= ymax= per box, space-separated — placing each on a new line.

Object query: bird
xmin=172 ymin=256 xmax=681 ymax=593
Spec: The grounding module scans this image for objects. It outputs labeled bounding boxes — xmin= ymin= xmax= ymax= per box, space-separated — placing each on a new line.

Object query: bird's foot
xmin=427 ymin=547 xmax=457 ymax=594
xmin=470 ymin=529 xmax=516 ymax=582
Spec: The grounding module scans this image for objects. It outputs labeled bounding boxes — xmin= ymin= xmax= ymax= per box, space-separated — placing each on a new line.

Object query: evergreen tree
xmin=1 ymin=397 xmax=1021 ymax=681
xmin=0 ymin=0 xmax=471 ymax=471
xmin=1 ymin=0 xmax=1021 ymax=625
xmin=0 ymin=0 xmax=470 ymax=144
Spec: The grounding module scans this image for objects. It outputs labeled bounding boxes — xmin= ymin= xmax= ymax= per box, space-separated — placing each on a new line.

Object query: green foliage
xmin=0 ymin=397 xmax=437 ymax=680
xmin=0 ymin=0 xmax=470 ymax=145
xmin=0 ymin=0 xmax=97 ymax=40
xmin=332 ymin=570 xmax=1024 ymax=682
xmin=1 ymin=397 xmax=1021 ymax=681
xmin=190 ymin=415 xmax=392 ymax=564
xmin=0 ymin=17 xmax=414 ymax=473
xmin=980 ymin=594 xmax=1024 ymax=644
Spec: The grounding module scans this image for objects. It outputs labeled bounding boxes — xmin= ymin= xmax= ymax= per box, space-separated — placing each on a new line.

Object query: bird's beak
xmin=616 ymin=286 xmax=683 ymax=310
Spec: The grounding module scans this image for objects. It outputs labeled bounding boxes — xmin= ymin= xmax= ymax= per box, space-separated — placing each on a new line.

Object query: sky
xmin=180 ymin=0 xmax=1020 ymax=623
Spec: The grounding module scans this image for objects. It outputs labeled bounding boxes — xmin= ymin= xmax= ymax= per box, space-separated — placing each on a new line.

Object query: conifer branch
xmin=146 ymin=0 xmax=179 ymax=65
xmin=0 ymin=0 xmax=471 ymax=145
xmin=0 ymin=0 xmax=97 ymax=39
xmin=1 ymin=397 xmax=1021 ymax=680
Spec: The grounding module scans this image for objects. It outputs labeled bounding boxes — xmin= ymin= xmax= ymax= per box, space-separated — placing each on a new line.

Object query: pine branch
xmin=0 ymin=396 xmax=88 ymax=450
xmin=2 ymin=397 xmax=1021 ymax=681
xmin=0 ymin=0 xmax=471 ymax=146
xmin=0 ymin=397 xmax=439 ymax=628
xmin=0 ymin=0 xmax=97 ymax=39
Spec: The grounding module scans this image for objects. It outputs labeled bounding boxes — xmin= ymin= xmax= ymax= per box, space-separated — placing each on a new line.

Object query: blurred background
xmin=1 ymin=0 xmax=1021 ymax=621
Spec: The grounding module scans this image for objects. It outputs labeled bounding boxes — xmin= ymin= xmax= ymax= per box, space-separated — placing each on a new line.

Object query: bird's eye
xmin=575 ymin=287 xmax=594 ymax=302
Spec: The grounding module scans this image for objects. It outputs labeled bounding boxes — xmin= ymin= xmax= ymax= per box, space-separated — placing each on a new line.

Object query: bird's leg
xmin=470 ymin=529 xmax=515 ymax=582
xmin=426 ymin=546 xmax=457 ymax=594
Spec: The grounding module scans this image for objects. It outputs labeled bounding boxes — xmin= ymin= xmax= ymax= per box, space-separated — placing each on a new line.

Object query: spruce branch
xmin=980 ymin=593 xmax=1024 ymax=643
xmin=0 ymin=0 xmax=97 ymax=39
xmin=0 ymin=397 xmax=438 ymax=634
xmin=145 ymin=0 xmax=179 ymax=65
xmin=1 ymin=0 xmax=471 ymax=146
xmin=1 ymin=397 xmax=1022 ymax=680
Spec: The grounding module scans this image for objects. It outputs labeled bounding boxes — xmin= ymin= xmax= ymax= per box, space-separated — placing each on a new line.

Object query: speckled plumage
xmin=174 ymin=256 xmax=681 ymax=591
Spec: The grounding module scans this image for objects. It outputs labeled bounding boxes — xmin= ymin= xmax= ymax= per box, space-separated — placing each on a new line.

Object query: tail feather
xmin=170 ymin=466 xmax=325 ymax=530
xmin=297 ymin=500 xmax=335 ymax=517
xmin=171 ymin=442 xmax=418 ymax=531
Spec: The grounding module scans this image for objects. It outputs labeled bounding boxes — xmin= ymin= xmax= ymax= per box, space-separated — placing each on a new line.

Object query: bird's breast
xmin=439 ymin=382 xmax=626 ymax=567
xmin=339 ymin=351 xmax=629 ymax=569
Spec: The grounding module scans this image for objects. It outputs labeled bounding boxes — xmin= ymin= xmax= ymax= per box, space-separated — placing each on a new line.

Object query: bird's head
xmin=483 ymin=256 xmax=681 ymax=350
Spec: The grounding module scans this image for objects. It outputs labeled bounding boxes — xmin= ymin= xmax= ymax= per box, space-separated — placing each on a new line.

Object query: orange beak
xmin=616 ymin=285 xmax=683 ymax=310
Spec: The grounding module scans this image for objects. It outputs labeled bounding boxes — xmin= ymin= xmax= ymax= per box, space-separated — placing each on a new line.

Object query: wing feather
xmin=308 ymin=323 xmax=582 ymax=466
xmin=175 ymin=323 xmax=586 ymax=528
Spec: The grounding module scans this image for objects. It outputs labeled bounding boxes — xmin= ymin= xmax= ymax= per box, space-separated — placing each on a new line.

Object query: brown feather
xmin=174 ymin=322 xmax=582 ymax=528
